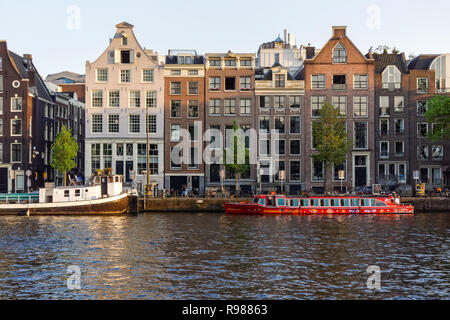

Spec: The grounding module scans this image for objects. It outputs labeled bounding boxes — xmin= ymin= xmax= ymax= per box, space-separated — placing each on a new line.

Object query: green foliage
xmin=50 ymin=126 xmax=79 ymax=181
xmin=224 ymin=120 xmax=250 ymax=175
xmin=425 ymin=95 xmax=450 ymax=141
xmin=311 ymin=102 xmax=352 ymax=192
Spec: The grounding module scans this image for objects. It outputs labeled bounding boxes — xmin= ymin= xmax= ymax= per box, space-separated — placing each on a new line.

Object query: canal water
xmin=0 ymin=213 xmax=448 ymax=300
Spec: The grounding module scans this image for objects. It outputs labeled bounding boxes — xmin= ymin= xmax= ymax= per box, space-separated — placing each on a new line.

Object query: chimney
xmin=284 ymin=29 xmax=288 ymax=44
xmin=23 ymin=54 xmax=36 ymax=87
xmin=305 ymin=47 xmax=316 ymax=59
xmin=332 ymin=26 xmax=347 ymax=38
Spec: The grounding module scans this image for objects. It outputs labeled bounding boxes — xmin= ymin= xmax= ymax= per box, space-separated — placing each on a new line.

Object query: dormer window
xmin=225 ymin=59 xmax=236 ymax=67
xmin=333 ymin=43 xmax=347 ymax=64
xmin=178 ymin=56 xmax=193 ymax=65
xmin=382 ymin=66 xmax=401 ymax=89
xmin=122 ymin=34 xmax=128 ymax=46
xmin=275 ymin=74 xmax=285 ymax=88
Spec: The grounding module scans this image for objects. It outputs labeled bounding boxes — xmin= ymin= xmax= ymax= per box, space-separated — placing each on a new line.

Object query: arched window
xmin=122 ymin=32 xmax=128 ymax=46
xmin=333 ymin=42 xmax=347 ymax=63
xmin=382 ymin=66 xmax=401 ymax=89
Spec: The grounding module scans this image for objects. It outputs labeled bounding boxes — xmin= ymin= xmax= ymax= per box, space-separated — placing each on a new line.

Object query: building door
xmin=170 ymin=176 xmax=187 ymax=195
xmin=125 ymin=161 xmax=133 ymax=183
xmin=116 ymin=161 xmax=124 ymax=176
xmin=354 ymin=156 xmax=367 ymax=188
xmin=0 ymin=168 xmax=8 ymax=193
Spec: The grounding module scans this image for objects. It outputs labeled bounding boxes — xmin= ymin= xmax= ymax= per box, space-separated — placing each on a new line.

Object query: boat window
xmin=331 ymin=199 xmax=340 ymax=207
xmin=64 ymin=190 xmax=70 ymax=198
xmin=109 ymin=177 xmax=114 ymax=183
xmin=361 ymin=199 xmax=370 ymax=207
xmin=277 ymin=198 xmax=286 ymax=207
xmin=374 ymin=200 xmax=388 ymax=207
xmin=85 ymin=189 xmax=89 ymax=193
xmin=290 ymin=199 xmax=299 ymax=207
xmin=343 ymin=199 xmax=350 ymax=207
xmin=252 ymin=197 xmax=259 ymax=204
xmin=351 ymin=199 xmax=359 ymax=207
xmin=258 ymin=198 xmax=267 ymax=207
xmin=75 ymin=189 xmax=81 ymax=197
xmin=320 ymin=199 xmax=329 ymax=207
xmin=267 ymin=197 xmax=274 ymax=207
xmin=312 ymin=199 xmax=320 ymax=207
xmin=115 ymin=176 xmax=119 ymax=183
xmin=301 ymin=199 xmax=309 ymax=207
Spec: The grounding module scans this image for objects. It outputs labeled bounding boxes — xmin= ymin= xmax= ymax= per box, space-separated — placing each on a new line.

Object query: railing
xmin=332 ymin=84 xmax=347 ymax=91
xmin=0 ymin=194 xmax=40 ymax=204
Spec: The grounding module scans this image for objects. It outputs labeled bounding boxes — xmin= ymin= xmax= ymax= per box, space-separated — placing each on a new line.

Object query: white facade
xmin=430 ymin=53 xmax=450 ymax=93
xmin=85 ymin=22 xmax=165 ymax=191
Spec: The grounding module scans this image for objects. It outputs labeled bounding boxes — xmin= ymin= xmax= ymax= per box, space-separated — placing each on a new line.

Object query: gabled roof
xmin=116 ymin=22 xmax=134 ymax=28
xmin=9 ymin=50 xmax=54 ymax=102
xmin=369 ymin=53 xmax=408 ymax=74
xmin=46 ymin=71 xmax=85 ymax=83
xmin=408 ymin=54 xmax=440 ymax=70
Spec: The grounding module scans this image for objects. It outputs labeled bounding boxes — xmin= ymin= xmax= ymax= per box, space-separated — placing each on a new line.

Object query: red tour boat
xmin=224 ymin=194 xmax=414 ymax=215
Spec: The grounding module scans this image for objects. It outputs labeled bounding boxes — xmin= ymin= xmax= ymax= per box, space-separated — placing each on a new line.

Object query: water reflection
xmin=0 ymin=213 xmax=448 ymax=299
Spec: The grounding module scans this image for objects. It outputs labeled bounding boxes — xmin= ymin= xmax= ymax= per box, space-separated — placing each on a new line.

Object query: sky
xmin=0 ymin=0 xmax=449 ymax=77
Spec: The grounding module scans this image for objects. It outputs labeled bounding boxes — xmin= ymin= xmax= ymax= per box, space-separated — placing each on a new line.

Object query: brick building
xmin=303 ymin=26 xmax=376 ymax=193
xmin=164 ymin=50 xmax=205 ymax=195
xmin=204 ymin=52 xmax=256 ymax=195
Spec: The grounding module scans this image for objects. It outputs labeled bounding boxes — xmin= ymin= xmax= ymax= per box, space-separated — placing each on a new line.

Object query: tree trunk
xmin=64 ymin=171 xmax=67 ymax=187
xmin=323 ymin=164 xmax=329 ymax=194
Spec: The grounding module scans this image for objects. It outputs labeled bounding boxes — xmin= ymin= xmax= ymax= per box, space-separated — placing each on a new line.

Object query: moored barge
xmin=0 ymin=175 xmax=129 ymax=215
xmin=225 ymin=194 xmax=414 ymax=215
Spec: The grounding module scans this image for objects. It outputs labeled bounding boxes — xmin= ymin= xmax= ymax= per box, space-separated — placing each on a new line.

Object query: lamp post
xmin=339 ymin=170 xmax=345 ymax=193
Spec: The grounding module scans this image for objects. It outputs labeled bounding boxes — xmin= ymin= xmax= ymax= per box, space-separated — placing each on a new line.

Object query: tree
xmin=311 ymin=102 xmax=352 ymax=194
xmin=224 ymin=120 xmax=250 ymax=196
xmin=425 ymin=95 xmax=450 ymax=141
xmin=51 ymin=125 xmax=79 ymax=186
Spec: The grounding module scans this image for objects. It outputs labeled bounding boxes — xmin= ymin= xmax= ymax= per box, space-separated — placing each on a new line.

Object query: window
xmin=188 ymin=147 xmax=199 ymax=170
xmin=394 ymin=119 xmax=405 ymax=135
xmin=126 ymin=143 xmax=134 ymax=156
xmin=259 ymin=116 xmax=270 ymax=134
xmin=225 ymin=59 xmax=236 ymax=67
xmin=417 ymin=78 xmax=428 ymax=94
xmin=103 ymin=144 xmax=112 ymax=169
xmin=145 ymin=91 xmax=157 ymax=108
xmin=290 ymin=116 xmax=301 ymax=134
xmin=108 ymin=114 xmax=120 ymax=133
xmin=188 ymin=70 xmax=198 ymax=76
xmin=209 ymin=77 xmax=220 ymax=91
xmin=178 ymin=56 xmax=192 ymax=65
xmin=11 ymin=97 xmax=23 ymax=111
xmin=354 ymin=122 xmax=368 ymax=149
xmin=259 ymin=139 xmax=270 ymax=156
xmin=417 ymin=123 xmax=428 ymax=138
xmin=241 ymin=59 xmax=252 ymax=67
xmin=188 ymin=82 xmax=198 ymax=95
xmin=380 ymin=96 xmax=389 ymax=116
xmin=171 ymin=100 xmax=181 ymax=118
xmin=120 ymin=50 xmax=131 ymax=64
xmin=225 ymin=77 xmax=236 ymax=91
xmin=290 ymin=161 xmax=301 ymax=181
xmin=289 ymin=96 xmax=301 ymax=110
xmin=120 ymin=70 xmax=131 ymax=83
xmin=171 ymin=147 xmax=182 ymax=170
xmin=380 ymin=141 xmax=389 ymax=159
xmin=210 ymin=59 xmax=221 ymax=67
xmin=420 ymin=168 xmax=429 ymax=183
xmin=240 ymin=77 xmax=251 ymax=91
xmin=147 ymin=114 xmax=157 ymax=134
xmin=394 ymin=96 xmax=404 ymax=112
xmin=92 ymin=114 xmax=103 ymax=133
xmin=311 ymin=96 xmax=325 ymax=117
xmin=274 ymin=161 xmax=286 ymax=181
xmin=0 ymin=143 xmax=2 ymax=163
xmin=11 ymin=143 xmax=22 ymax=163
xmin=432 ymin=145 xmax=443 ymax=161
xmin=0 ymin=75 xmax=3 ymax=92
xmin=432 ymin=168 xmax=442 ymax=184
xmin=142 ymin=69 xmax=154 ymax=82
xmin=209 ymin=125 xmax=221 ymax=150
xmin=11 ymin=119 xmax=22 ymax=135
xmin=127 ymin=91 xmax=140 ymax=108
xmin=395 ymin=141 xmax=404 ymax=157
xmin=417 ymin=146 xmax=429 ymax=160
xmin=353 ymin=96 xmax=368 ymax=117
xmin=333 ymin=162 xmax=346 ymax=181
xmin=188 ymin=100 xmax=199 ymax=118
xmin=136 ymin=144 xmax=147 ymax=174
xmin=116 ymin=144 xmax=124 ymax=156
xmin=149 ymin=144 xmax=159 ymax=175
xmin=382 ymin=66 xmax=401 ymax=89
xmin=332 ymin=96 xmax=347 ymax=115
xmin=171 ymin=124 xmax=181 ymax=142
xmin=312 ymin=160 xmax=325 ymax=181
xmin=290 ymin=140 xmax=301 ymax=155
xmin=240 ymin=99 xmax=251 ymax=115
xmin=209 ymin=99 xmax=221 ymax=115
xmin=275 ymin=140 xmax=285 ymax=155
xmin=0 ymin=97 xmax=3 ymax=114
xmin=274 ymin=116 xmax=285 ymax=134
xmin=332 ymin=75 xmax=347 ymax=90
xmin=0 ymin=58 xmax=2 ymax=69
xmin=417 ymin=100 xmax=428 ymax=116
xmin=224 ymin=99 xmax=236 ymax=115
xmin=354 ymin=74 xmax=368 ymax=89
xmin=96 ymin=68 xmax=108 ymax=82
xmin=275 ymin=74 xmax=285 ymax=88
xmin=170 ymin=82 xmax=181 ymax=95
xmin=312 ymin=74 xmax=325 ymax=89
xmin=274 ymin=96 xmax=286 ymax=109
xmin=171 ymin=70 xmax=181 ymax=76
xmin=188 ymin=124 xmax=199 ymax=142
xmin=259 ymin=96 xmax=270 ymax=109
xmin=0 ymin=118 xmax=2 ymax=136
xmin=129 ymin=115 xmax=140 ymax=133
xmin=108 ymin=91 xmax=120 ymax=107
xmin=333 ymin=43 xmax=347 ymax=63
